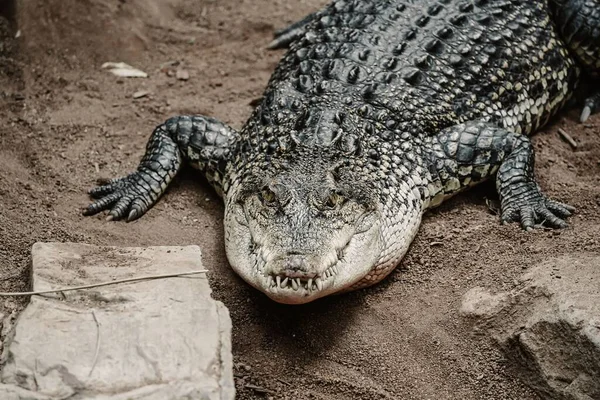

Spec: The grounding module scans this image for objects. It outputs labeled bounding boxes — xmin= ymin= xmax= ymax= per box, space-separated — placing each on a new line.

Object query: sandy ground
xmin=1 ymin=1 xmax=599 ymax=399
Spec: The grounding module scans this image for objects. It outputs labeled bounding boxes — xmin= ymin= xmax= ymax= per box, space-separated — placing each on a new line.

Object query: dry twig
xmin=0 ymin=270 xmax=208 ymax=297
xmin=557 ymin=128 xmax=577 ymax=149
xmin=245 ymin=384 xmax=276 ymax=395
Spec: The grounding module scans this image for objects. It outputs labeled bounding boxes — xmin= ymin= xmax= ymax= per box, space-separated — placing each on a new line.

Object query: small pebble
xmin=176 ymin=69 xmax=190 ymax=81
xmin=132 ymin=90 xmax=150 ymax=99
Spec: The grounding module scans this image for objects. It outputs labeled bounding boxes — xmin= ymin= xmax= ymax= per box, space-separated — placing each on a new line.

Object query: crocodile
xmin=84 ymin=0 xmax=600 ymax=304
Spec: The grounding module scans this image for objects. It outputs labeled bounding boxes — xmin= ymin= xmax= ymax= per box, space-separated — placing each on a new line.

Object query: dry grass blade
xmin=0 ymin=270 xmax=208 ymax=296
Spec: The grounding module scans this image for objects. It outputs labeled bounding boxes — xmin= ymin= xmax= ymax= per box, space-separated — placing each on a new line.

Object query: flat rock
xmin=461 ymin=254 xmax=600 ymax=400
xmin=0 ymin=242 xmax=235 ymax=400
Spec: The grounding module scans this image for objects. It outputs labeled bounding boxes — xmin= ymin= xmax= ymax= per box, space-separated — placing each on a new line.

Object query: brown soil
xmin=1 ymin=1 xmax=599 ymax=399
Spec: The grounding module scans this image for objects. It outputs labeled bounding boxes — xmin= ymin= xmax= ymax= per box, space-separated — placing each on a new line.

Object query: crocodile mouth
xmin=258 ymin=239 xmax=350 ymax=301
xmin=263 ymin=262 xmax=340 ymax=294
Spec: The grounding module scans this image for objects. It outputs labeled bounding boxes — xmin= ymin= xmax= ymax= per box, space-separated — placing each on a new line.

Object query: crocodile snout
xmin=270 ymin=254 xmax=316 ymax=279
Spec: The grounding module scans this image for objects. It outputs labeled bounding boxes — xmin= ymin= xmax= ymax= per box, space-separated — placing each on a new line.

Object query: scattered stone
xmin=101 ymin=62 xmax=148 ymax=78
xmin=461 ymin=254 xmax=600 ymax=400
xmin=132 ymin=90 xmax=150 ymax=99
xmin=160 ymin=60 xmax=180 ymax=77
xmin=176 ymin=69 xmax=190 ymax=81
xmin=0 ymin=242 xmax=235 ymax=400
xmin=159 ymin=60 xmax=180 ymax=71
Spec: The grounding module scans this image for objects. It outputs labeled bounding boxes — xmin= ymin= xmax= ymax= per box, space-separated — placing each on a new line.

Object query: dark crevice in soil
xmin=0 ymin=0 xmax=23 ymax=108
xmin=0 ymin=0 xmax=16 ymax=28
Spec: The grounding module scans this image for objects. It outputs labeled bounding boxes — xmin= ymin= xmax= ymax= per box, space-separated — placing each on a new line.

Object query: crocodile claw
xmin=580 ymin=106 xmax=592 ymax=123
xmin=83 ymin=170 xmax=164 ymax=222
xmin=500 ymin=182 xmax=574 ymax=230
xmin=580 ymin=91 xmax=600 ymax=123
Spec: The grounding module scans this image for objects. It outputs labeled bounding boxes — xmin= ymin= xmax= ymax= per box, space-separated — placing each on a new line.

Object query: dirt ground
xmin=1 ymin=1 xmax=599 ymax=399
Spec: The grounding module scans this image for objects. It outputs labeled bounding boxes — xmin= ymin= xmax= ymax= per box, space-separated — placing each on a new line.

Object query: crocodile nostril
xmin=286 ymin=255 xmax=306 ymax=271
xmin=267 ymin=254 xmax=320 ymax=279
xmin=269 ymin=255 xmax=316 ymax=279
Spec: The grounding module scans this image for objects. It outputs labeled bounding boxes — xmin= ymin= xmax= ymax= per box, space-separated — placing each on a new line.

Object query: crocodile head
xmin=224 ymin=150 xmax=383 ymax=304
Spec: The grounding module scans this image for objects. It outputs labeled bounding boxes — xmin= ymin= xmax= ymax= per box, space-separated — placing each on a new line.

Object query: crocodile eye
xmin=324 ymin=191 xmax=345 ymax=209
xmin=259 ymin=186 xmax=278 ymax=206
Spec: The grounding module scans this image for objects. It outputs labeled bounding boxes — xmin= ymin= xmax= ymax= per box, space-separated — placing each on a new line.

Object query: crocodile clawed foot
xmin=83 ymin=170 xmax=162 ymax=222
xmin=580 ymin=91 xmax=600 ymax=123
xmin=500 ymin=183 xmax=575 ymax=231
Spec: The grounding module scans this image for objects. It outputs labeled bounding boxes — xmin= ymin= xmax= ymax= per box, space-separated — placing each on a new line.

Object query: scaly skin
xmin=84 ymin=0 xmax=599 ymax=304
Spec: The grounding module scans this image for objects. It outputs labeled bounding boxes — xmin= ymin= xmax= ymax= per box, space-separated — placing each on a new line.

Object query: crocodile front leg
xmin=550 ymin=0 xmax=600 ymax=121
xmin=427 ymin=120 xmax=574 ymax=230
xmin=84 ymin=116 xmax=239 ymax=221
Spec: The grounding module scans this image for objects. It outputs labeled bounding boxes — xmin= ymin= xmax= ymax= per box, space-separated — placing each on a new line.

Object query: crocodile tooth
xmin=316 ymin=278 xmax=323 ymax=291
xmin=281 ymin=277 xmax=289 ymax=288
xmin=276 ymin=276 xmax=281 ymax=288
xmin=267 ymin=276 xmax=274 ymax=287
xmin=259 ymin=248 xmax=268 ymax=263
xmin=308 ymin=278 xmax=313 ymax=291
xmin=292 ymin=278 xmax=299 ymax=290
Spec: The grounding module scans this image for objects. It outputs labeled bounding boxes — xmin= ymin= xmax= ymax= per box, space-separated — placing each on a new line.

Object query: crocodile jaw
xmin=224 ymin=204 xmax=382 ymax=304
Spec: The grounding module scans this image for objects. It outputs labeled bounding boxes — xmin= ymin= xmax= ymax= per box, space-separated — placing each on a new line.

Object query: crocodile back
xmin=243 ymin=0 xmax=579 ymax=152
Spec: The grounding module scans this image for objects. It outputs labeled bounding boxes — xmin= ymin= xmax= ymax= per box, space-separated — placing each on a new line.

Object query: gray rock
xmin=0 ymin=242 xmax=235 ymax=400
xmin=461 ymin=254 xmax=600 ymax=400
